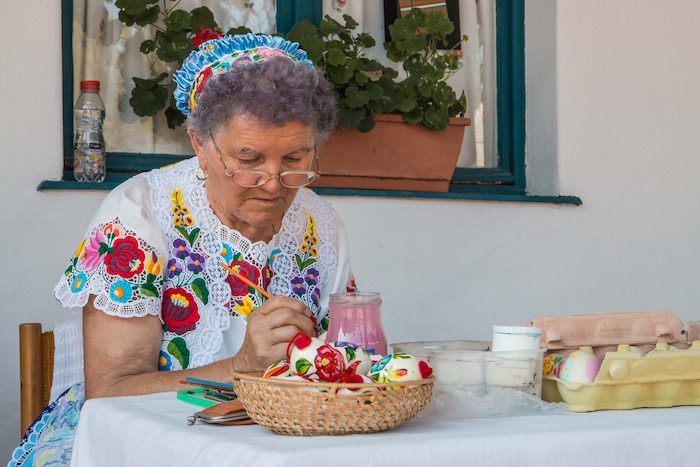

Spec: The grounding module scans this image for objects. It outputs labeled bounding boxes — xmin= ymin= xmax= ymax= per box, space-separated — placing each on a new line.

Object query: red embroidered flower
xmin=314 ymin=344 xmax=345 ymax=382
xmin=104 ymin=236 xmax=145 ymax=279
xmin=261 ymin=263 xmax=273 ymax=290
xmin=192 ymin=26 xmax=224 ymax=49
xmin=419 ymin=360 xmax=433 ymax=378
xmin=226 ymin=260 xmax=261 ymax=296
xmin=162 ymin=288 xmax=200 ymax=335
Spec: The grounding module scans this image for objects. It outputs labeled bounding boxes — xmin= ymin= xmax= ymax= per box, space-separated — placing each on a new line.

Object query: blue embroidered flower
xmin=311 ymin=287 xmax=320 ymax=308
xmin=172 ymin=239 xmax=190 ymax=259
xmin=290 ymin=277 xmax=306 ymax=296
xmin=304 ymin=267 xmax=319 ymax=285
xmin=187 ymin=253 xmax=205 ymax=273
xmin=109 ymin=279 xmax=133 ymax=303
xmin=167 ymin=258 xmax=182 ymax=278
xmin=220 ymin=242 xmax=233 ymax=262
xmin=158 ymin=350 xmax=173 ymax=371
xmin=70 ymin=273 xmax=87 ymax=294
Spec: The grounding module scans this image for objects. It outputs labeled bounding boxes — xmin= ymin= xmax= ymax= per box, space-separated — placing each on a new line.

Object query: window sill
xmin=39 ymin=173 xmax=581 ymax=205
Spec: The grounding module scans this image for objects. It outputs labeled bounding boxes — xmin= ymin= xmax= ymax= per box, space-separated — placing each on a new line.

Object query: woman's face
xmin=191 ymin=115 xmax=316 ymax=240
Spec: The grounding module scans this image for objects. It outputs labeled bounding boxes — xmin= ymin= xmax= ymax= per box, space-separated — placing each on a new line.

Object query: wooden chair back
xmin=19 ymin=323 xmax=54 ymax=437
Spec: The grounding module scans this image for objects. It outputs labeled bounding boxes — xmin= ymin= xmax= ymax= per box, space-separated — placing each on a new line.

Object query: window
xmin=48 ymin=0 xmax=578 ymax=204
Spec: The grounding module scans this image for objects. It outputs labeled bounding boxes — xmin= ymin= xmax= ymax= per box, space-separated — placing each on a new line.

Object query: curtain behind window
xmin=72 ymin=0 xmax=276 ymax=155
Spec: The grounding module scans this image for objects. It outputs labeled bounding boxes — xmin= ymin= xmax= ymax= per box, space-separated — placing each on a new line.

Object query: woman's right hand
xmin=232 ymin=295 xmax=315 ymax=371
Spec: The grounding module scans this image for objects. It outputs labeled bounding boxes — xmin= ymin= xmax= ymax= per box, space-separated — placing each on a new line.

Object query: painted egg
xmin=543 ymin=353 xmax=565 ymax=377
xmin=331 ymin=341 xmax=372 ymax=376
xmin=559 ymin=346 xmax=600 ymax=383
xmin=273 ymin=373 xmax=325 ymax=392
xmin=337 ymin=374 xmax=378 ymax=395
xmin=262 ymin=360 xmax=292 ymax=378
xmin=288 ymin=334 xmax=346 ymax=381
xmin=368 ymin=353 xmax=433 ymax=387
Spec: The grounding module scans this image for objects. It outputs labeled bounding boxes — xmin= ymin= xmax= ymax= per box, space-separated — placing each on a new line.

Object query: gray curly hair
xmin=186 ymin=58 xmax=337 ymax=148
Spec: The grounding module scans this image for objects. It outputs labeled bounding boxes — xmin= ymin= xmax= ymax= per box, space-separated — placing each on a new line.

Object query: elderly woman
xmin=11 ymin=34 xmax=355 ymax=466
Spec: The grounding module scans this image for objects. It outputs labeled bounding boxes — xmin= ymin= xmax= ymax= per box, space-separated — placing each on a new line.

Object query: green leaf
xmin=190 ymin=6 xmax=218 ymax=30
xmin=174 ymin=225 xmax=191 ymax=242
xmin=300 ymin=258 xmax=317 ymax=271
xmin=156 ymin=30 xmax=192 ymax=62
xmin=115 ymin=0 xmax=154 ymax=16
xmin=191 ymin=277 xmax=209 ymax=305
xmin=353 ymin=71 xmax=369 ymax=86
xmin=165 ymin=106 xmax=186 ymax=129
xmin=326 ymin=61 xmax=355 ymax=85
xmin=423 ymin=106 xmax=449 ymax=131
xmin=366 ymin=82 xmax=383 ymax=101
xmin=130 ymin=84 xmax=169 ymax=116
xmin=164 ymin=9 xmax=190 ymax=32
xmin=356 ymin=115 xmax=376 ymax=133
xmin=285 ymin=21 xmax=324 ymax=64
xmin=140 ymin=283 xmax=159 ymax=297
xmin=226 ymin=26 xmax=253 ymax=36
xmin=356 ymin=32 xmax=375 ymax=49
xmin=346 ymin=347 xmax=356 ymax=361
xmin=326 ymin=48 xmax=347 ymax=67
xmin=295 ymin=358 xmax=312 ymax=375
xmin=336 ymin=105 xmax=365 ymax=129
xmin=134 ymin=5 xmax=160 ymax=27
xmin=168 ymin=337 xmax=190 ymax=369
xmin=294 ymin=254 xmax=304 ymax=273
xmin=342 ymin=13 xmax=359 ymax=30
xmin=188 ymin=227 xmax=200 ymax=245
xmin=118 ymin=11 xmax=136 ymax=27
xmin=344 ymin=86 xmax=369 ymax=109
xmin=401 ymin=107 xmax=424 ymax=125
xmin=139 ymin=39 xmax=157 ymax=54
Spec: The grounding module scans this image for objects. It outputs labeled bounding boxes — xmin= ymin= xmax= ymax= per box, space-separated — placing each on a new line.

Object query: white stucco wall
xmin=2 ymin=0 xmax=700 ymax=459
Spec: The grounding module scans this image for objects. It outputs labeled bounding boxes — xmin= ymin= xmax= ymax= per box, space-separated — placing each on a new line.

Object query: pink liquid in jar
xmin=326 ymin=292 xmax=387 ymax=356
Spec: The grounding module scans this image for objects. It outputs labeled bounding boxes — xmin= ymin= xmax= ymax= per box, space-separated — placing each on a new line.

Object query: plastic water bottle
xmin=73 ymin=80 xmax=106 ymax=182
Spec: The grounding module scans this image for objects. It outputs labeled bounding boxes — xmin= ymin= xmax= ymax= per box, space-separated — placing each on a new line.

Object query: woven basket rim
xmin=232 ymin=370 xmax=435 ymax=391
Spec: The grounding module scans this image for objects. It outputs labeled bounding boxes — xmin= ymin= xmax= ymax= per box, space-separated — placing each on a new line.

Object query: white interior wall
xmin=2 ymin=0 xmax=700 ymax=459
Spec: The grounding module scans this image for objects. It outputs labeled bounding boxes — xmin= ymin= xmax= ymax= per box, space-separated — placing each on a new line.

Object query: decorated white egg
xmin=337 ymin=374 xmax=378 ymax=395
xmin=262 ymin=360 xmax=292 ymax=378
xmin=288 ymin=333 xmax=345 ymax=381
xmin=559 ymin=346 xmax=600 ymax=383
xmin=331 ymin=342 xmax=372 ymax=376
xmin=368 ymin=353 xmax=433 ymax=386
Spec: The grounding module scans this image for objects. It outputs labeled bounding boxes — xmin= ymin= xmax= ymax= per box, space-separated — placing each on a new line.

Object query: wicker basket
xmin=231 ymin=371 xmax=435 ymax=436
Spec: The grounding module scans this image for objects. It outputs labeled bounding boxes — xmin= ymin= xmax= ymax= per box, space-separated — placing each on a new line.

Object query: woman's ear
xmin=188 ymin=128 xmax=207 ymax=172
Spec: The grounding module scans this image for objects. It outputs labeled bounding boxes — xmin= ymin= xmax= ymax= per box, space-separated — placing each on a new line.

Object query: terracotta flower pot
xmin=312 ymin=114 xmax=470 ymax=192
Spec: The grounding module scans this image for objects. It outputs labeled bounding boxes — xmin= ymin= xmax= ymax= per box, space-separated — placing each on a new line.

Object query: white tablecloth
xmin=71 ymin=392 xmax=700 ymax=467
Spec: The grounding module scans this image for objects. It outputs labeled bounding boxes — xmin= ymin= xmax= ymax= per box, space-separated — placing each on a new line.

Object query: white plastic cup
xmin=491 ymin=325 xmax=542 ymax=352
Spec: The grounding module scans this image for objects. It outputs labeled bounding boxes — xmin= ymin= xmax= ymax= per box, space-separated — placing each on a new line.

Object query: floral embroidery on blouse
xmin=62 ymin=219 xmax=164 ymax=305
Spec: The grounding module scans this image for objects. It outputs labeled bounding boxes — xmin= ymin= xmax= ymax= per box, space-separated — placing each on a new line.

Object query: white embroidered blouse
xmin=54 ymin=158 xmax=355 ymax=371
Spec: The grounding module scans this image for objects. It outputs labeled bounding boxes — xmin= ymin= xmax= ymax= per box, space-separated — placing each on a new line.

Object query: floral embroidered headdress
xmin=173 ymin=33 xmax=314 ymax=117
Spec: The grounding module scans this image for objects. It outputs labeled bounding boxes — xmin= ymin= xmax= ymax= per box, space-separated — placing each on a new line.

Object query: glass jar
xmin=326 ymin=292 xmax=387 ymax=356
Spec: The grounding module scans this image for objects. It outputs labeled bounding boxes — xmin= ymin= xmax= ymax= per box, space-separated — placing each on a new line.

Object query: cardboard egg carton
xmin=542 ymin=342 xmax=700 ymax=411
xmin=530 ymin=311 xmax=696 ymax=360
xmin=530 ymin=311 xmax=700 ymax=411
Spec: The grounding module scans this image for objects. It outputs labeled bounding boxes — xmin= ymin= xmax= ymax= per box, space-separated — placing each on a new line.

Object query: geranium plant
xmin=285 ymin=14 xmax=399 ymax=132
xmin=384 ymin=8 xmax=467 ymax=131
xmin=116 ymin=0 xmax=250 ymax=128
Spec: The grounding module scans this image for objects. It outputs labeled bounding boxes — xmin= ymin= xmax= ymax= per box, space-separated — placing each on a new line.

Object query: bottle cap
xmin=80 ymin=80 xmax=100 ymax=91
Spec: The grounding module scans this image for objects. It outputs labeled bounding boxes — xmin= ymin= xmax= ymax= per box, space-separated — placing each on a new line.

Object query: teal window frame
xmin=47 ymin=0 xmax=580 ymax=205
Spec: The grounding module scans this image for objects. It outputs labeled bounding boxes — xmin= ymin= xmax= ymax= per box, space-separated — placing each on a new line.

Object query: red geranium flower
xmin=105 ymin=236 xmax=145 ymax=279
xmin=314 ymin=344 xmax=345 ymax=382
xmin=226 ymin=260 xmax=261 ymax=296
xmin=162 ymin=288 xmax=200 ymax=335
xmin=192 ymin=26 xmax=224 ymax=49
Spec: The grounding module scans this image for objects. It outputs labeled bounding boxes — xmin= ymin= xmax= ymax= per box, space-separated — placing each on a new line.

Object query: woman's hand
xmin=232 ymin=295 xmax=315 ymax=371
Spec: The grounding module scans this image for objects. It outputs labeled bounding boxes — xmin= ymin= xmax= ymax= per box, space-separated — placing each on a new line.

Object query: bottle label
xmin=73 ymin=144 xmax=104 ymax=168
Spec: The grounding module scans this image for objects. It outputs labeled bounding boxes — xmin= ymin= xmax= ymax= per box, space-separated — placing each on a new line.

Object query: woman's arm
xmin=83 ymin=295 xmax=315 ymax=400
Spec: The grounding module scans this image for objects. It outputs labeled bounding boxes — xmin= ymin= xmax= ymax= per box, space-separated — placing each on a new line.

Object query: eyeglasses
xmin=209 ymin=132 xmax=321 ymax=188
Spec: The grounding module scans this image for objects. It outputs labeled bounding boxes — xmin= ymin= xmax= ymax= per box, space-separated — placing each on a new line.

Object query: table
xmin=71 ymin=392 xmax=700 ymax=466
